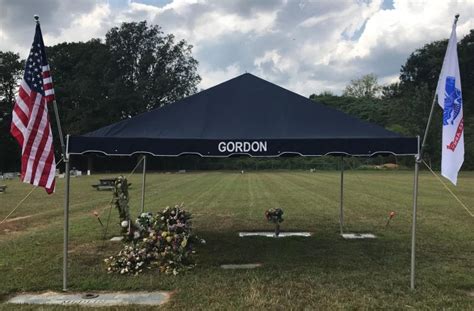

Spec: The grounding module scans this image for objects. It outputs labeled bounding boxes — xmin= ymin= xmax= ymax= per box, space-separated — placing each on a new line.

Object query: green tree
xmin=0 ymin=52 xmax=23 ymax=171
xmin=47 ymin=39 xmax=112 ymax=135
xmin=45 ymin=21 xmax=201 ymax=133
xmin=105 ymin=21 xmax=201 ymax=118
xmin=342 ymin=73 xmax=381 ymax=98
xmin=309 ymin=93 xmax=390 ymax=126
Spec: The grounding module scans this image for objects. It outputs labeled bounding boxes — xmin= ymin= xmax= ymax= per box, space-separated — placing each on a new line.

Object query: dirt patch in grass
xmin=0 ymin=221 xmax=29 ymax=235
xmin=68 ymin=241 xmax=121 ymax=258
xmin=68 ymin=242 xmax=120 ymax=269
xmin=0 ymin=213 xmax=46 ymax=235
xmin=68 ymin=242 xmax=102 ymax=255
xmin=2 ymin=215 xmax=33 ymax=223
xmin=0 ymin=205 xmax=111 ymax=242
xmin=0 ymin=210 xmax=60 ymax=238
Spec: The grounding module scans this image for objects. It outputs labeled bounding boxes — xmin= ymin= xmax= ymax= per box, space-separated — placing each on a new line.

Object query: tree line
xmin=311 ymin=29 xmax=474 ymax=170
xmin=1 ymin=22 xmax=473 ymax=171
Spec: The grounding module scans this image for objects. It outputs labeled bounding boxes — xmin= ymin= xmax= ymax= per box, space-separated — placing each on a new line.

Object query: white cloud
xmin=379 ymin=73 xmax=399 ymax=86
xmin=43 ymin=3 xmax=112 ymax=46
xmin=199 ymin=63 xmax=242 ymax=89
xmin=0 ymin=0 xmax=105 ymax=56
xmin=191 ymin=10 xmax=277 ymax=42
xmin=1 ymin=0 xmax=473 ymax=96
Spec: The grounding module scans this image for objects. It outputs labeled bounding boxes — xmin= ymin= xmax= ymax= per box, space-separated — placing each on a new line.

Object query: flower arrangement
xmin=105 ymin=204 xmax=205 ymax=275
xmin=265 ymin=208 xmax=284 ymax=237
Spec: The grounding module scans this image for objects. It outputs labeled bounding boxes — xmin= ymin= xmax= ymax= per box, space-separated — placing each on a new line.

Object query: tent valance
xmin=68 ymin=137 xmax=417 ymax=157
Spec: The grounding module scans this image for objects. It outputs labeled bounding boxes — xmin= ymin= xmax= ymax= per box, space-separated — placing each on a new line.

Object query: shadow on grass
xmin=199 ymin=230 xmax=408 ymax=270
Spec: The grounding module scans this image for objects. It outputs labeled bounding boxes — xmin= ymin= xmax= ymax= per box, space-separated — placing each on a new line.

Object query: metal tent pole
xmin=63 ymin=154 xmax=71 ymax=291
xmin=140 ymin=155 xmax=147 ymax=213
xmin=339 ymin=156 xmax=344 ymax=235
xmin=410 ymin=137 xmax=421 ymax=290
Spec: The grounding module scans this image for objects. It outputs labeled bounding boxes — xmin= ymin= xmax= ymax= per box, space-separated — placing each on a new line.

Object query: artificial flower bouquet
xmin=265 ymin=208 xmax=284 ymax=236
xmin=105 ymin=204 xmax=205 ymax=275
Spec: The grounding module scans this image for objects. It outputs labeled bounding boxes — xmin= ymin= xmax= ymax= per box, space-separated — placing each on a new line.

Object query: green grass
xmin=0 ymin=170 xmax=473 ymax=310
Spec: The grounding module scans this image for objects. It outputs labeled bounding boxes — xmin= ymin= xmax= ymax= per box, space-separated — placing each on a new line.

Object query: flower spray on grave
xmin=105 ymin=203 xmax=205 ymax=276
xmin=265 ymin=208 xmax=284 ymax=237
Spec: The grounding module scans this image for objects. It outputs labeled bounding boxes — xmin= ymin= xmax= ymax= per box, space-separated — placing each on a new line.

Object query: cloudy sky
xmin=1 ymin=0 xmax=473 ymax=95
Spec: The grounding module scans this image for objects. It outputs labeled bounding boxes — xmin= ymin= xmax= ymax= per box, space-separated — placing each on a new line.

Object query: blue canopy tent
xmin=62 ymin=73 xmax=421 ymax=290
xmin=68 ymin=73 xmax=416 ymax=157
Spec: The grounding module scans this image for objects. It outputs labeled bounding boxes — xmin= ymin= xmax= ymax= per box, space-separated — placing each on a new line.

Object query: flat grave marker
xmin=341 ymin=233 xmax=377 ymax=239
xmin=221 ymin=263 xmax=262 ymax=269
xmin=239 ymin=232 xmax=312 ymax=238
xmin=8 ymin=291 xmax=170 ymax=307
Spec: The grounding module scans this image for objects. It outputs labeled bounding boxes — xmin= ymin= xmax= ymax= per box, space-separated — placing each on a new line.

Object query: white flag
xmin=436 ymin=17 xmax=464 ymax=185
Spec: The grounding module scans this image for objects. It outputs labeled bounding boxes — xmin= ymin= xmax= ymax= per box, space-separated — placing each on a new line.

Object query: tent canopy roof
xmin=67 ymin=73 xmax=418 ymax=157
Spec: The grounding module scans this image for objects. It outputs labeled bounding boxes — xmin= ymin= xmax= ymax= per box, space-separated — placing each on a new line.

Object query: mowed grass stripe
xmin=127 ymin=172 xmax=211 ymax=211
xmin=0 ymin=171 xmax=473 ymax=310
xmin=260 ymin=172 xmax=338 ymax=226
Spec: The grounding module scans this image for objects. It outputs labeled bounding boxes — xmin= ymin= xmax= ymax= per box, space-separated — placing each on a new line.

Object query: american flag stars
xmin=24 ymin=42 xmax=46 ymax=94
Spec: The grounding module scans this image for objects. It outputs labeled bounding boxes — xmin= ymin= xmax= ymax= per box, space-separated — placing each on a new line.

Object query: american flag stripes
xmin=10 ymin=23 xmax=56 ymax=194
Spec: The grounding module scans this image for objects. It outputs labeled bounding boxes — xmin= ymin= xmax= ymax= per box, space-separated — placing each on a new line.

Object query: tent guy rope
xmin=0 ymin=158 xmax=64 ymax=225
xmin=0 ymin=186 xmax=37 ymax=225
xmin=422 ymin=160 xmax=474 ymax=217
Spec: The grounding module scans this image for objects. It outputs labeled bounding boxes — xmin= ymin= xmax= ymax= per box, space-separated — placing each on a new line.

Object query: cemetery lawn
xmin=0 ymin=170 xmax=473 ymax=310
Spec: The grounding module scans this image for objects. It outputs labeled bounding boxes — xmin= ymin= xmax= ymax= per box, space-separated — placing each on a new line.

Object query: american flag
xmin=10 ymin=23 xmax=56 ymax=194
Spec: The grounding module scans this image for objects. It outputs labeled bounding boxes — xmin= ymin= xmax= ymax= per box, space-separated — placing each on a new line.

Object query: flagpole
xmin=34 ymin=15 xmax=66 ymax=159
xmin=53 ymin=100 xmax=66 ymax=157
xmin=34 ymin=15 xmax=70 ymax=291
xmin=420 ymin=95 xmax=438 ymax=157
xmin=411 ymin=14 xmax=460 ymax=290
